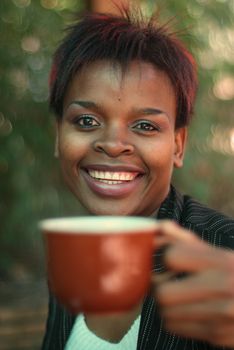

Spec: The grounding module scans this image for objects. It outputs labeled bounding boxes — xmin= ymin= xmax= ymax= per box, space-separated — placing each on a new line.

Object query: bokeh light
xmin=27 ymin=54 xmax=46 ymax=71
xmin=187 ymin=3 xmax=204 ymax=18
xmin=9 ymin=69 xmax=29 ymax=93
xmin=0 ymin=118 xmax=13 ymax=136
xmin=208 ymin=27 xmax=234 ymax=63
xmin=213 ymin=76 xmax=234 ymax=101
xmin=40 ymin=0 xmax=58 ymax=9
xmin=12 ymin=0 xmax=31 ymax=8
xmin=42 ymin=0 xmax=77 ymax=11
xmin=209 ymin=125 xmax=234 ymax=156
xmin=21 ymin=36 xmax=41 ymax=53
xmin=230 ymin=129 xmax=234 ymax=152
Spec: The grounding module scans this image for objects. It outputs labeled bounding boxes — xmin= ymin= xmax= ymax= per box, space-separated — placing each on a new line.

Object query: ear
xmin=54 ymin=121 xmax=60 ymax=158
xmin=173 ymin=127 xmax=187 ymax=168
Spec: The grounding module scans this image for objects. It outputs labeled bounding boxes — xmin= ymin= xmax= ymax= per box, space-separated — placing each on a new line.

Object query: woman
xmin=42 ymin=7 xmax=234 ymax=350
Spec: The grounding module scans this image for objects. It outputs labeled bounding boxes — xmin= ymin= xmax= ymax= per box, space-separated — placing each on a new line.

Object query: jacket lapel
xmin=136 ymin=186 xmax=184 ymax=350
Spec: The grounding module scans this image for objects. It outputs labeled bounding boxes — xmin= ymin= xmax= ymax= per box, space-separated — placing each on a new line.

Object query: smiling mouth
xmin=82 ymin=167 xmax=145 ymax=197
xmin=87 ymin=170 xmax=139 ymax=185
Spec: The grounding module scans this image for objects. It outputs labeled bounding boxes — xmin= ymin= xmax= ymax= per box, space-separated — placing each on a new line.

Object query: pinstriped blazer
xmin=41 ymin=186 xmax=234 ymax=350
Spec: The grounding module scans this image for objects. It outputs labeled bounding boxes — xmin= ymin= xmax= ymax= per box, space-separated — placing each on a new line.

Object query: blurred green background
xmin=1 ymin=0 xmax=234 ymax=282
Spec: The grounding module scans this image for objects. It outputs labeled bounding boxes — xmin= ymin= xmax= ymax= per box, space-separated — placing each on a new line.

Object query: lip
xmin=81 ymin=164 xmax=145 ymax=197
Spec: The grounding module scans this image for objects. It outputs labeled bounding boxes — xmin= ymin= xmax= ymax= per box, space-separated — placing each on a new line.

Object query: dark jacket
xmin=42 ymin=186 xmax=234 ymax=350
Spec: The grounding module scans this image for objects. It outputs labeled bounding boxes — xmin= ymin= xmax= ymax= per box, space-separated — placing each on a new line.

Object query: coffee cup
xmin=39 ymin=216 xmax=158 ymax=314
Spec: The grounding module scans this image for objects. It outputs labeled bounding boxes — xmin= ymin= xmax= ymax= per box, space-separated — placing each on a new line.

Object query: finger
xmin=155 ymin=221 xmax=234 ymax=276
xmin=153 ymin=221 xmax=195 ymax=251
xmin=153 ymin=235 xmax=171 ymax=250
xmin=157 ymin=221 xmax=198 ymax=243
xmin=164 ymin=319 xmax=210 ymax=342
xmin=152 ymin=272 xmax=176 ymax=285
xmin=161 ymin=299 xmax=234 ymax=322
xmin=155 ymin=221 xmax=214 ymax=272
xmin=162 ymin=237 xmax=231 ymax=273
xmin=156 ymin=269 xmax=233 ymax=305
xmin=164 ymin=318 xmax=234 ymax=348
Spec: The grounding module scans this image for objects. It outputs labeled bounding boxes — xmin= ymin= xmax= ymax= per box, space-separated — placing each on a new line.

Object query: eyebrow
xmin=134 ymin=107 xmax=170 ymax=120
xmin=67 ymin=100 xmax=169 ymax=119
xmin=67 ymin=100 xmax=100 ymax=110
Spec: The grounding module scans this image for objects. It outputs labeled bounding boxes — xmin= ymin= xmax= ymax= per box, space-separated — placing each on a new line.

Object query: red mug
xmin=40 ymin=216 xmax=158 ymax=314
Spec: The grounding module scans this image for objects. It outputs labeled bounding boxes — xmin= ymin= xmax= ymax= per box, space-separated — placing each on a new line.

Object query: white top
xmin=65 ymin=313 xmax=141 ymax=350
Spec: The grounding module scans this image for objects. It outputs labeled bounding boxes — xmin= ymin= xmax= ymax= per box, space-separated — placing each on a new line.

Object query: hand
xmin=152 ymin=221 xmax=234 ymax=348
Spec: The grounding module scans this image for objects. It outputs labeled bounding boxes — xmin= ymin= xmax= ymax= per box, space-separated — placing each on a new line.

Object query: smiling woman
xmin=55 ymin=60 xmax=185 ymax=216
xmin=41 ymin=5 xmax=234 ymax=350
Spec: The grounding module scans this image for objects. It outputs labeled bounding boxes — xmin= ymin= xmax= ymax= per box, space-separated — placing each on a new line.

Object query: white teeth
xmin=98 ymin=179 xmax=123 ymax=184
xmin=112 ymin=173 xmax=120 ymax=180
xmin=88 ymin=170 xmax=137 ymax=182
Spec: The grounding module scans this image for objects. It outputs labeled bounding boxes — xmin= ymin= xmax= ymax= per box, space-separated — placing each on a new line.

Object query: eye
xmin=73 ymin=115 xmax=100 ymax=129
xmin=132 ymin=120 xmax=160 ymax=132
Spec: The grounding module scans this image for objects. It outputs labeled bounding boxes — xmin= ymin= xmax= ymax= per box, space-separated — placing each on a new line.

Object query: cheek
xmin=59 ymin=133 xmax=86 ymax=162
xmin=142 ymin=139 xmax=175 ymax=171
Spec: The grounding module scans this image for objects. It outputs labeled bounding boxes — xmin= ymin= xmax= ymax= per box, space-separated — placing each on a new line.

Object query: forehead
xmin=63 ymin=60 xmax=176 ymax=113
xmin=72 ymin=60 xmax=173 ymax=89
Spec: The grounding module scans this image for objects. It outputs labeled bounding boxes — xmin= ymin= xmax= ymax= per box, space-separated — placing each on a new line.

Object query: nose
xmin=93 ymin=126 xmax=134 ymax=157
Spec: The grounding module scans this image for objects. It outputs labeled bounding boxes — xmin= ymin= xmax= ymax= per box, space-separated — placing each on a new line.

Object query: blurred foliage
xmin=0 ymin=0 xmax=234 ymax=279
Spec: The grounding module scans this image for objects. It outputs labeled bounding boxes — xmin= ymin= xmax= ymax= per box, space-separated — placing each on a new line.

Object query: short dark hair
xmin=49 ymin=8 xmax=198 ymax=128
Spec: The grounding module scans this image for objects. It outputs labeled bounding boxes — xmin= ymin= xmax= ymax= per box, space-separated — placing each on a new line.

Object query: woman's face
xmin=55 ymin=60 xmax=186 ymax=216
